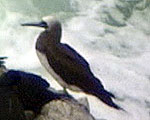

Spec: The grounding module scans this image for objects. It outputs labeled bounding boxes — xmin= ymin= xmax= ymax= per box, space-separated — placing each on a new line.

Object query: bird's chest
xmin=36 ymin=50 xmax=82 ymax=92
xmin=36 ymin=50 xmax=68 ymax=88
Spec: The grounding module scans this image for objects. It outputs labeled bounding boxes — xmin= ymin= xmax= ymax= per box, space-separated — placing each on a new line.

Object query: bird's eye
xmin=40 ymin=21 xmax=48 ymax=28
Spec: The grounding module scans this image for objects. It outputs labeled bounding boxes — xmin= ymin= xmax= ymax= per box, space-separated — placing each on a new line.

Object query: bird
xmin=21 ymin=16 xmax=122 ymax=110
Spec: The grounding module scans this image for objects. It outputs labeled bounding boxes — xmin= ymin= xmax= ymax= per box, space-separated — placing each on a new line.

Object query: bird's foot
xmin=63 ymin=88 xmax=69 ymax=95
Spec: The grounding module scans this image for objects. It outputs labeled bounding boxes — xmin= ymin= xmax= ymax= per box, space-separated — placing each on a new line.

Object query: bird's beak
xmin=21 ymin=21 xmax=48 ymax=28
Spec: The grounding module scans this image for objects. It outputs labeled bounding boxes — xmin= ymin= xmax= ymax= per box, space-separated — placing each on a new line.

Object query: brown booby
xmin=22 ymin=16 xmax=122 ymax=110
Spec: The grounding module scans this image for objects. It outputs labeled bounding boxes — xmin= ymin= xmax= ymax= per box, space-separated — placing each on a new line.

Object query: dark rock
xmin=2 ymin=70 xmax=72 ymax=115
xmin=0 ymin=78 xmax=26 ymax=120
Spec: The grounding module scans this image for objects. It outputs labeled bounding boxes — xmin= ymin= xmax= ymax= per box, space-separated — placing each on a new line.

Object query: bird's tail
xmin=86 ymin=76 xmax=124 ymax=110
xmin=87 ymin=77 xmax=121 ymax=109
xmin=94 ymin=89 xmax=122 ymax=110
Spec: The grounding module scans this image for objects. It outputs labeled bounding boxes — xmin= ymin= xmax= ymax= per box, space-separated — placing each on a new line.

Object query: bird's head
xmin=21 ymin=16 xmax=62 ymax=43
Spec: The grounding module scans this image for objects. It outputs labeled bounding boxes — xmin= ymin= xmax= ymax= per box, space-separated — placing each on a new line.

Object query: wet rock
xmin=25 ymin=111 xmax=36 ymax=120
xmin=77 ymin=97 xmax=90 ymax=110
xmin=0 ymin=68 xmax=26 ymax=120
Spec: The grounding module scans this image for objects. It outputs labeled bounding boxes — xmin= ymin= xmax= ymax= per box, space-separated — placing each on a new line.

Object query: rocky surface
xmin=35 ymin=98 xmax=95 ymax=120
xmin=0 ymin=65 xmax=26 ymax=120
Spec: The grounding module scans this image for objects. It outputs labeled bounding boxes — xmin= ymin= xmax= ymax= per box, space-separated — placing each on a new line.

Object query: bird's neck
xmin=36 ymin=30 xmax=61 ymax=53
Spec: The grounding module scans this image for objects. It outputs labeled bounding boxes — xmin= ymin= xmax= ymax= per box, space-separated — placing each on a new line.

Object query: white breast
xmin=36 ymin=50 xmax=82 ymax=92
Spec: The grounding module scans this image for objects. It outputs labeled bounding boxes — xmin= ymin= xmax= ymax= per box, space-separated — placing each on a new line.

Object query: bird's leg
xmin=63 ymin=87 xmax=69 ymax=95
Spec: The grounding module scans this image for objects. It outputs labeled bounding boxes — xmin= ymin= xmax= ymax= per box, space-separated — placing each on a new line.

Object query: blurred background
xmin=0 ymin=0 xmax=150 ymax=119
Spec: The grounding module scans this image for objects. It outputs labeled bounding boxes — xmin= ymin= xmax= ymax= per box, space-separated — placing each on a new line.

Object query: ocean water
xmin=0 ymin=0 xmax=150 ymax=119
